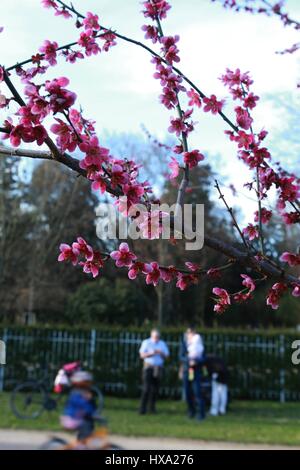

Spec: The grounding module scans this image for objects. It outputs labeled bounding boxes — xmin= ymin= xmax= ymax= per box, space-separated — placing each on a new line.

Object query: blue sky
xmin=0 ymin=0 xmax=299 ymax=216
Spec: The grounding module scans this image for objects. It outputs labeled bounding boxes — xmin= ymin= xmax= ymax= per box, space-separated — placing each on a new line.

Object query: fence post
xmin=279 ymin=334 xmax=286 ymax=403
xmin=89 ymin=329 xmax=96 ymax=370
xmin=0 ymin=328 xmax=8 ymax=392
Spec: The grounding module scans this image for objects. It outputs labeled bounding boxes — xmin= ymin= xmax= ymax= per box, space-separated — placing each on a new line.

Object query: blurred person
xmin=139 ymin=329 xmax=169 ymax=414
xmin=180 ymin=326 xmax=206 ymax=421
xmin=205 ymin=355 xmax=228 ymax=416
xmin=60 ymin=370 xmax=98 ymax=440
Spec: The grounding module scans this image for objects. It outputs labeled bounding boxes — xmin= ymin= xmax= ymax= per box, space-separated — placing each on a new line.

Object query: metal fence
xmin=0 ymin=327 xmax=299 ymax=401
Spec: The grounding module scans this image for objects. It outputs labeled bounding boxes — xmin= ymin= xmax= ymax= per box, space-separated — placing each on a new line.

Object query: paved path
xmin=0 ymin=429 xmax=298 ymax=450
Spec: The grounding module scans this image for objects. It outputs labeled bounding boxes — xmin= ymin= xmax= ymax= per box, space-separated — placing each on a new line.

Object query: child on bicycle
xmin=60 ymin=370 xmax=98 ymax=440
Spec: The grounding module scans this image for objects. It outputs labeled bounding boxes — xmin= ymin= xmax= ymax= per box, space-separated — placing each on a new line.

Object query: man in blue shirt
xmin=139 ymin=329 xmax=169 ymax=415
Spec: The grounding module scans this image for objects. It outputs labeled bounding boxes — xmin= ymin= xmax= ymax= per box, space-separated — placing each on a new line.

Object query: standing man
xmin=180 ymin=326 xmax=206 ymax=421
xmin=139 ymin=329 xmax=169 ymax=415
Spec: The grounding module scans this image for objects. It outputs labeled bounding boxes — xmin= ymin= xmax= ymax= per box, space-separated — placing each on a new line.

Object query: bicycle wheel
xmin=91 ymin=385 xmax=104 ymax=415
xmin=40 ymin=437 xmax=67 ymax=450
xmin=10 ymin=381 xmax=46 ymax=419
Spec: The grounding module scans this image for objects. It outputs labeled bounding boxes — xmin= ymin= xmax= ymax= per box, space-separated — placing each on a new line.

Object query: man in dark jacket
xmin=179 ymin=327 xmax=206 ymax=421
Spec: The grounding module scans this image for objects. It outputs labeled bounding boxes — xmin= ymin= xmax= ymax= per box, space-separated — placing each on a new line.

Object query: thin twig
xmin=215 ymin=179 xmax=251 ymax=251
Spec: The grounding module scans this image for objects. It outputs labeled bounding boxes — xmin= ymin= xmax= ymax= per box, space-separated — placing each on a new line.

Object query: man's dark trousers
xmin=183 ymin=366 xmax=205 ymax=420
xmin=140 ymin=366 xmax=161 ymax=413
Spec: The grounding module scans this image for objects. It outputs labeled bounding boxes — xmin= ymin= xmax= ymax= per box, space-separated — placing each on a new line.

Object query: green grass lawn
xmin=1 ymin=393 xmax=300 ymax=446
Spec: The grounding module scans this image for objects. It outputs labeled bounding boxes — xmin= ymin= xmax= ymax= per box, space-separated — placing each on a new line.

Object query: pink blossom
xmin=282 ymin=211 xmax=300 ymax=225
xmin=80 ymin=251 xmax=104 ymax=278
xmin=72 ymin=237 xmax=94 ymax=261
xmin=292 ymin=284 xmax=300 ymax=297
xmin=187 ymin=89 xmax=202 ymax=108
xmin=78 ymin=29 xmax=101 ymax=56
xmin=91 ymin=173 xmax=106 ymax=194
xmin=176 ymin=273 xmax=198 ymax=290
xmin=99 ymin=31 xmax=117 ymax=52
xmin=161 ymin=35 xmax=180 ymax=64
xmin=168 ymin=117 xmax=187 ymax=136
xmin=142 ymin=0 xmax=171 ymax=20
xmin=39 ymin=40 xmax=58 ymax=66
xmin=168 ymin=157 xmax=180 ymax=179
xmin=138 ymin=210 xmax=169 ymax=239
xmin=55 ymin=8 xmax=72 ymax=19
xmin=64 ymin=50 xmax=85 ymax=64
xmin=141 ymin=24 xmax=159 ymax=43
xmin=254 ymin=208 xmax=272 ymax=224
xmin=266 ymin=283 xmax=287 ymax=310
xmin=212 ymin=287 xmax=231 ymax=313
xmin=58 ymin=243 xmax=78 ymax=265
xmin=110 ymin=243 xmax=137 ymax=267
xmin=145 ymin=262 xmax=161 ymax=286
xmin=220 ymin=68 xmax=253 ymax=89
xmin=185 ymin=262 xmax=199 ymax=272
xmin=159 ymin=86 xmax=178 ymax=109
xmin=41 ymin=0 xmax=57 ymax=9
xmin=110 ymin=164 xmax=130 ymax=189
xmin=9 ymin=124 xmax=47 ymax=147
xmin=183 ymin=149 xmax=205 ymax=169
xmin=241 ymin=274 xmax=256 ymax=292
xmin=280 ymin=252 xmax=300 ymax=267
xmin=235 ymin=106 xmax=253 ymax=130
xmin=45 ymin=77 xmax=77 ymax=113
xmin=161 ymin=266 xmax=177 ymax=283
xmin=122 ymin=183 xmax=145 ymax=210
xmin=229 ymin=130 xmax=255 ymax=149
xmin=79 ymin=155 xmax=102 ymax=179
xmin=203 ymin=95 xmax=224 ymax=114
xmin=278 ymin=176 xmax=300 ymax=204
xmin=243 ymin=92 xmax=259 ymax=109
xmin=0 ymin=66 xmax=4 ymax=82
xmin=83 ymin=12 xmax=100 ymax=31
xmin=242 ymin=223 xmax=259 ymax=241
xmin=128 ymin=262 xmax=151 ymax=280
xmin=79 ymin=136 xmax=109 ymax=162
xmin=50 ymin=119 xmax=78 ymax=152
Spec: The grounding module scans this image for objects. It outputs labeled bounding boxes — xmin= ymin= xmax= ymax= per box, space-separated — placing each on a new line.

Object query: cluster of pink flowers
xmin=280 ymin=252 xmax=300 ymax=267
xmin=221 ymin=67 xmax=300 ymax=238
xmin=1 ymin=76 xmax=78 ymax=148
xmin=203 ymin=94 xmax=225 ymax=114
xmin=59 ymin=240 xmax=239 ymax=292
xmin=58 ymin=237 xmax=105 ymax=278
xmin=142 ymin=0 xmax=171 ymax=20
xmin=242 ymin=223 xmax=259 ymax=241
xmin=212 ymin=287 xmax=231 ymax=313
xmin=266 ymin=282 xmax=288 ymax=310
xmin=141 ymin=3 xmax=206 ymax=180
xmin=39 ymin=40 xmax=58 ymax=66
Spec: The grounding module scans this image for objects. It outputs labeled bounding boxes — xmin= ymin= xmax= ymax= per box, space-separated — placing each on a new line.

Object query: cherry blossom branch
xmin=5 ymin=3 xmax=239 ymax=135
xmin=5 ymin=31 xmax=110 ymax=73
xmin=3 ymin=69 xmax=62 ymax=161
xmin=153 ymin=14 xmax=190 ymax=211
xmin=241 ymin=82 xmax=265 ymax=254
xmin=0 ymin=140 xmax=297 ymax=287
